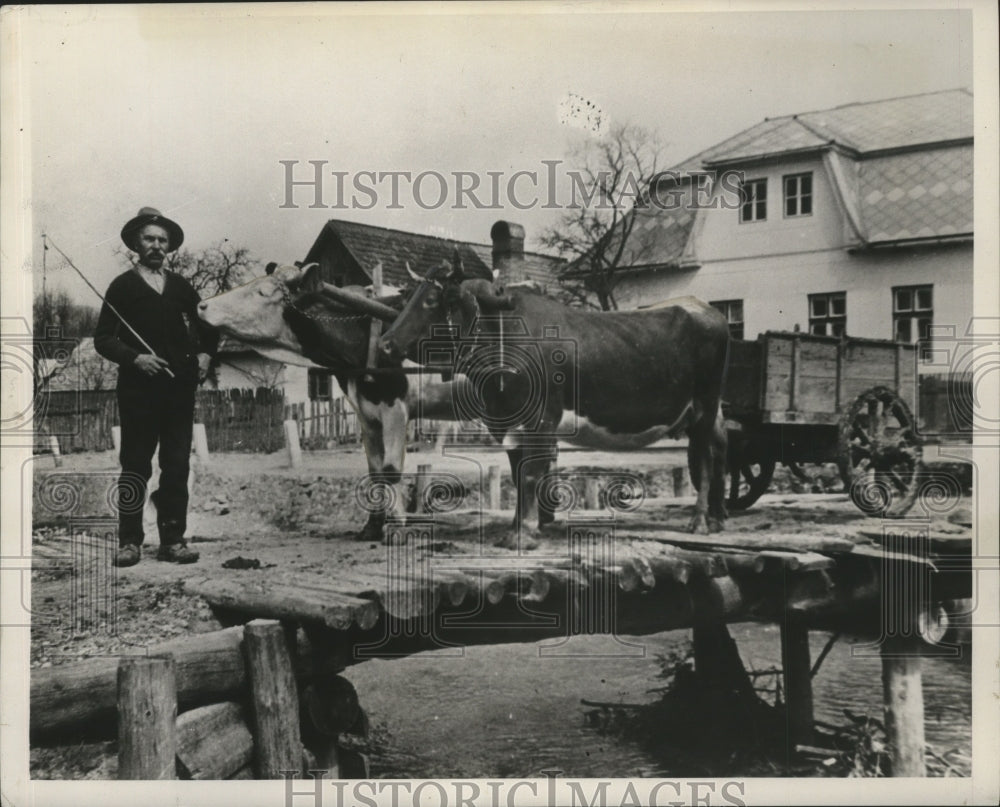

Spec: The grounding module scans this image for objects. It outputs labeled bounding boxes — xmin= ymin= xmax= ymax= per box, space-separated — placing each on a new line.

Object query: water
xmin=345 ymin=625 xmax=971 ymax=778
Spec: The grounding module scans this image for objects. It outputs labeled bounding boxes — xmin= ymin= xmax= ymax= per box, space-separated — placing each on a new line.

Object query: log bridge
xmin=31 ymin=513 xmax=972 ymax=779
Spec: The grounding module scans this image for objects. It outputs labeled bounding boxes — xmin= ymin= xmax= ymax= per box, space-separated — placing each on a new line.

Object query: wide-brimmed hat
xmin=120 ymin=207 xmax=184 ymax=252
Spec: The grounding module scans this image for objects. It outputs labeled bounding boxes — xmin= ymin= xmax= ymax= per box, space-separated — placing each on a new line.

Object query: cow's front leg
xmin=500 ymin=442 xmax=555 ymax=551
xmin=377 ymin=399 xmax=411 ymax=544
xmin=351 ymin=385 xmax=409 ymax=543
xmin=686 ymin=423 xmax=712 ymax=535
xmin=707 ymin=410 xmax=728 ymax=532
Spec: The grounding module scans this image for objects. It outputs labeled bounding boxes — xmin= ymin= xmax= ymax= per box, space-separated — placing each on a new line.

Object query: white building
xmin=612 ymin=89 xmax=972 ymax=364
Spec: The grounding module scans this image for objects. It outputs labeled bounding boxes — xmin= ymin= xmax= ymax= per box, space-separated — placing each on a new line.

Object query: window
xmin=739 ymin=178 xmax=767 ymax=222
xmin=710 ymin=300 xmax=745 ymax=340
xmin=808 ymin=292 xmax=846 ymax=336
xmin=784 ymin=172 xmax=813 ymax=217
xmin=308 ymin=369 xmax=331 ymax=400
xmin=893 ymin=285 xmax=933 ymax=358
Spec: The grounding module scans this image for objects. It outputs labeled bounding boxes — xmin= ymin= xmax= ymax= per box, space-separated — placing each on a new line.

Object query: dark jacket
xmin=93 ymin=269 xmax=219 ymax=388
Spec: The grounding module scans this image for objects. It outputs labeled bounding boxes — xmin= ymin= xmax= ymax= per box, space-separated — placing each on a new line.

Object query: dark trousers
xmin=116 ymin=381 xmax=196 ymax=547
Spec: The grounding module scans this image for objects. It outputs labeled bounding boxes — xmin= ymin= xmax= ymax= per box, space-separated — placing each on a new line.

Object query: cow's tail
xmin=718 ymin=330 xmax=732 ymax=411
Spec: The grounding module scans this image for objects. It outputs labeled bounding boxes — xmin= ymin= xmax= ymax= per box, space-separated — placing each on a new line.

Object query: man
xmin=94 ymin=207 xmax=219 ymax=566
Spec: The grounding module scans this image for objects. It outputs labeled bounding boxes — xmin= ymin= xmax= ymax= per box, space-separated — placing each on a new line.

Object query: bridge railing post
xmin=781 ymin=615 xmax=815 ymax=749
xmin=117 ymin=655 xmax=177 ymax=779
xmin=244 ymin=619 xmax=303 ymax=779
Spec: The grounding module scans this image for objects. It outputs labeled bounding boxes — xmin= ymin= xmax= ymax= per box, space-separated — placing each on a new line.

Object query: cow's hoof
xmin=354 ymin=523 xmax=384 ymax=543
xmin=494 ymin=531 xmax=540 ymax=551
xmin=707 ymin=517 xmax=725 ymax=533
xmin=687 ymin=515 xmax=711 ymax=535
xmin=539 ymin=520 xmax=562 ymax=534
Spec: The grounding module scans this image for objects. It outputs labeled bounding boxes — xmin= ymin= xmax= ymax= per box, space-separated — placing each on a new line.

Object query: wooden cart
xmin=720 ymin=331 xmax=923 ymax=516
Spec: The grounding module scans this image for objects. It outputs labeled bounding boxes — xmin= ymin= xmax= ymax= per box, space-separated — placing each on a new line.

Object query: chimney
xmin=490 ymin=220 xmax=525 ymax=284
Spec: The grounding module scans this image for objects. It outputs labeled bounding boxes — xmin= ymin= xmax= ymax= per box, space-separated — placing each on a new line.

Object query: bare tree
xmin=541 ymin=123 xmax=664 ymax=311
xmin=117 ymin=240 xmax=257 ymax=295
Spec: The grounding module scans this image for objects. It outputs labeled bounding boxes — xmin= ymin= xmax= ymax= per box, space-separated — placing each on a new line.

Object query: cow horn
xmin=406 ymin=262 xmax=423 ymax=283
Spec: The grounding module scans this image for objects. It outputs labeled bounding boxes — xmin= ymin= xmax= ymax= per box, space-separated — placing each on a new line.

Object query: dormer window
xmin=739 ymin=179 xmax=767 ymax=223
xmin=784 ymin=173 xmax=813 ymax=217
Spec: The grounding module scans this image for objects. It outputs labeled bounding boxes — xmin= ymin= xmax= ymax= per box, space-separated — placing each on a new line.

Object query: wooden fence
xmin=35 ymin=390 xmax=119 ymax=454
xmin=283 ymin=398 xmax=361 ymax=449
xmin=34 ymin=374 xmax=973 ymax=456
xmin=35 ymin=388 xmax=286 ymax=454
xmin=195 ymin=389 xmax=286 ymax=453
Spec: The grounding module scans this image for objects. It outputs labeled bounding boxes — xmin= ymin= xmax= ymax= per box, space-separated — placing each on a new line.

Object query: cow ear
xmin=297 ymin=262 xmax=324 ymax=293
xmin=265 ymin=262 xmax=278 ymax=276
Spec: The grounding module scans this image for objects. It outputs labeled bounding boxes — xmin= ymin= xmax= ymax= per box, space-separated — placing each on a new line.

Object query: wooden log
xmin=284 ymin=418 xmax=303 ymax=468
xmin=176 ymin=701 xmax=253 ymax=780
xmin=758 ymin=550 xmax=835 ymax=572
xmin=394 ymin=568 xmax=469 ymax=607
xmin=244 ymin=619 xmax=303 ymax=779
xmin=487 ymin=464 xmax=502 ymax=509
xmin=781 ymin=616 xmax=815 ymax=747
xmin=117 ymin=655 xmax=177 ymax=780
xmin=882 ymin=634 xmax=926 ymax=776
xmin=31 ymin=626 xmax=246 ymax=742
xmin=622 ymin=528 xmax=856 ymax=555
xmin=381 ymin=577 xmax=441 ymax=620
xmin=186 ymin=578 xmax=380 ymax=631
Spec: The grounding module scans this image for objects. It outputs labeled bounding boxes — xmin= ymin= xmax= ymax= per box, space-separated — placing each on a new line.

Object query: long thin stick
xmin=43 ymin=234 xmax=175 ymax=378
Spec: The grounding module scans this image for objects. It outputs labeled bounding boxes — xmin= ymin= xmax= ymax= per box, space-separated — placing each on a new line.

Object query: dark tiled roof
xmin=687 ymin=88 xmax=972 ymax=168
xmin=311 ymin=220 xmax=493 ymax=287
xmin=655 ymin=89 xmax=974 ymax=249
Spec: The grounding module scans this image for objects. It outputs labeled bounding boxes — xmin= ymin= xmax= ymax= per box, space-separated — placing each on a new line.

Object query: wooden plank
xmin=795 ymin=377 xmax=839 ymax=415
xmin=855 ymin=529 xmax=971 ymax=553
xmin=187 ymin=578 xmax=380 ymax=631
xmin=617 ymin=528 xmax=856 ymax=555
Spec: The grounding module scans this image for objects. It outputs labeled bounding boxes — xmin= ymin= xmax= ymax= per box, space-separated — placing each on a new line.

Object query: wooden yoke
xmin=365 ymin=262 xmax=384 ymax=382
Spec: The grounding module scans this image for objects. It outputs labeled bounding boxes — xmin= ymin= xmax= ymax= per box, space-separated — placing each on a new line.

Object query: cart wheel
xmin=727 ymin=457 xmax=777 ymax=510
xmin=839 ymin=386 xmax=923 ymax=517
